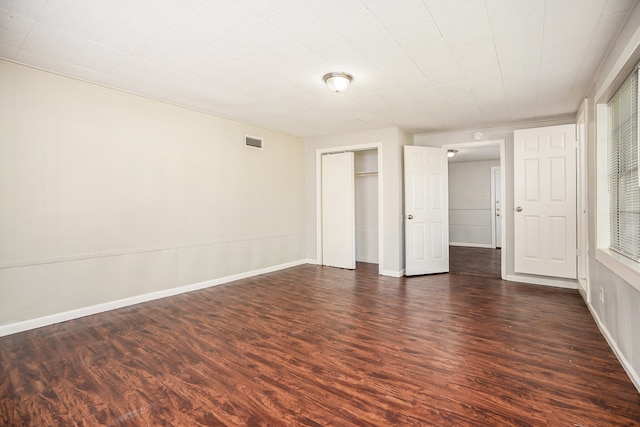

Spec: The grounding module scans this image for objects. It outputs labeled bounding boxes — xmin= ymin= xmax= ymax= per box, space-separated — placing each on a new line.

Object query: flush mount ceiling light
xmin=323 ymin=72 xmax=353 ymax=92
xmin=447 ymin=149 xmax=458 ymax=158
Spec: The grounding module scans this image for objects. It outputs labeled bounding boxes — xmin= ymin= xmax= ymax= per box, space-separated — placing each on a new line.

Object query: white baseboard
xmin=586 ymin=301 xmax=640 ymax=394
xmin=0 ymin=259 xmax=309 ymax=338
xmin=309 ymin=258 xmax=396 ymax=276
xmin=380 ymin=268 xmax=404 ymax=277
xmin=450 ymin=242 xmax=495 ymax=248
xmin=505 ymin=274 xmax=578 ymax=290
xmin=577 ymin=278 xmax=589 ymax=303
xmin=356 ymin=257 xmax=379 ymax=264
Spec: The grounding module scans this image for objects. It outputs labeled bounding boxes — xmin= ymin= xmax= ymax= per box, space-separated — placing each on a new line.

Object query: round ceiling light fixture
xmin=323 ymin=72 xmax=353 ymax=92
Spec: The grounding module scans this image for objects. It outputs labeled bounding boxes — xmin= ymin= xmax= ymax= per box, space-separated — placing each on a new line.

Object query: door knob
xmin=407 ymin=214 xmax=413 ymax=219
xmin=515 ymin=206 xmax=522 ymax=212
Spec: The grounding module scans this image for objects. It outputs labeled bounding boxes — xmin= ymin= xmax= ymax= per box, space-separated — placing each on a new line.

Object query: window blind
xmin=609 ymin=66 xmax=640 ymax=261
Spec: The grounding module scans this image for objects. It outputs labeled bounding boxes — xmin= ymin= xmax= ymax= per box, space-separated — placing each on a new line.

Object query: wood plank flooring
xmin=1 ymin=262 xmax=639 ymax=426
xmin=450 ymin=246 xmax=501 ymax=278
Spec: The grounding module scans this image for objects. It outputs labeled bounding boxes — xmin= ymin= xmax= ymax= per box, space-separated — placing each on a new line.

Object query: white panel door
xmin=322 ymin=152 xmax=355 ymax=269
xmin=404 ymin=146 xmax=449 ymax=276
xmin=514 ymin=124 xmax=577 ymax=279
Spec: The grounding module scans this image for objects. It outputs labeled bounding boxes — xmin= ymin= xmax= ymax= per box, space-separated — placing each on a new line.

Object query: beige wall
xmin=0 ymin=60 xmax=305 ymax=327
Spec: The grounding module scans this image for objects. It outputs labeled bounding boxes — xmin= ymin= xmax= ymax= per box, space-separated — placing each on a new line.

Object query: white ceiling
xmin=448 ymin=145 xmax=500 ymax=163
xmin=0 ymin=0 xmax=636 ymax=138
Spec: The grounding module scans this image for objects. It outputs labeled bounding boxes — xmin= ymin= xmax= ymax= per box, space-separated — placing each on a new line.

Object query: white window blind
xmin=609 ymin=66 xmax=640 ymax=261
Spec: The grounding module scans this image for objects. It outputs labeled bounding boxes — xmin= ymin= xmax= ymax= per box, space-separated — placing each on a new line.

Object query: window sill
xmin=596 ymin=248 xmax=640 ymax=292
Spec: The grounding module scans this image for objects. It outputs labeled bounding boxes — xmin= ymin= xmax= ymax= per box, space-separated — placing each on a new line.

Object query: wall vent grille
xmin=245 ymin=135 xmax=263 ymax=149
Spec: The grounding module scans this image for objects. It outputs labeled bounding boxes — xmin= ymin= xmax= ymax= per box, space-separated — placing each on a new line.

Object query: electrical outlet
xmin=599 ymin=287 xmax=605 ymax=304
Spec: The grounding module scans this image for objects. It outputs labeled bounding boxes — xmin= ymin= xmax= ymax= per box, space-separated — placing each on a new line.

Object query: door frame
xmin=576 ymin=99 xmax=590 ymax=300
xmin=490 ymin=166 xmax=501 ymax=249
xmin=443 ymin=139 xmax=506 ymax=280
xmin=316 ymin=143 xmax=383 ymax=273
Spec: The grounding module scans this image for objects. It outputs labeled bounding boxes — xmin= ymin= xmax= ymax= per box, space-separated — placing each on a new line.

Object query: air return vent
xmin=245 ymin=135 xmax=263 ymax=149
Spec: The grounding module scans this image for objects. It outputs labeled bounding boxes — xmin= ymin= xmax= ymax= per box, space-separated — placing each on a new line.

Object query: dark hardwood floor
xmin=450 ymin=245 xmax=501 ymax=278
xmin=2 ymin=262 xmax=639 ymax=426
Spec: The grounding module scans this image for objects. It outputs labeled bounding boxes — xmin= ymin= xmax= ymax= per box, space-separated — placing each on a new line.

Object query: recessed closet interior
xmin=354 ymin=149 xmax=379 ymax=266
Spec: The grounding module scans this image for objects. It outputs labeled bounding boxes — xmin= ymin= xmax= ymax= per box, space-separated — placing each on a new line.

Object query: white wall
xmin=305 ymin=127 xmax=407 ymax=276
xmin=449 ymin=160 xmax=499 ymax=247
xmin=585 ymin=1 xmax=640 ymax=391
xmin=0 ymin=60 xmax=305 ymax=329
xmin=355 ymin=150 xmax=378 ymax=263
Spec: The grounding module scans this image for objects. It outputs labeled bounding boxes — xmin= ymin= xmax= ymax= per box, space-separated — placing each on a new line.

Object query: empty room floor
xmin=1 ymin=263 xmax=639 ymax=425
xmin=450 ymin=245 xmax=501 ymax=278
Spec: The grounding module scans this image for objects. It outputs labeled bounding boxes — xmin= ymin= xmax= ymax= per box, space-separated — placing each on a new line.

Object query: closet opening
xmin=317 ymin=145 xmax=382 ymax=273
xmin=355 ymin=150 xmax=379 ymax=267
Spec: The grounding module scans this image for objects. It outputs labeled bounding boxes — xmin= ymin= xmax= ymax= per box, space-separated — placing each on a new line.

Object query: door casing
xmin=443 ymin=140 xmax=506 ymax=280
xmin=491 ymin=166 xmax=502 ymax=249
xmin=576 ymin=100 xmax=590 ymax=300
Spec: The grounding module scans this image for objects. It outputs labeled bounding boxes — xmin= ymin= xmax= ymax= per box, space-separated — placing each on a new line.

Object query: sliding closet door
xmin=322 ymin=152 xmax=355 ymax=269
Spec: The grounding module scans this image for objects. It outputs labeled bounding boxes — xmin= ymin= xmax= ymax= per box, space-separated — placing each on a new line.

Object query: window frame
xmin=596 ymin=65 xmax=640 ymax=291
